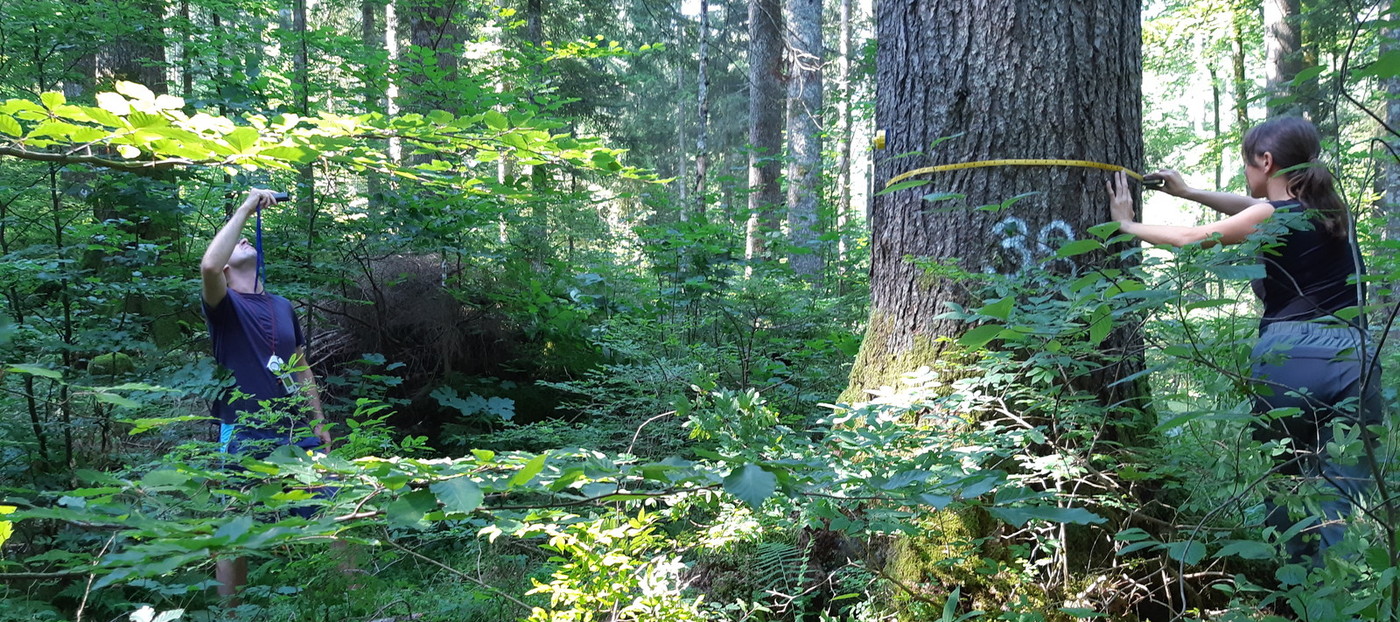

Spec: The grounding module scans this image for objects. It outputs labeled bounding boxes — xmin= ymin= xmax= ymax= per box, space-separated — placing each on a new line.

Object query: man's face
xmin=228 ymin=238 xmax=259 ymax=268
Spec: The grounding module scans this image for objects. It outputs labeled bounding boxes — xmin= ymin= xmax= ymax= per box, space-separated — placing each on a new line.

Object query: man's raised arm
xmin=200 ymin=189 xmax=277 ymax=307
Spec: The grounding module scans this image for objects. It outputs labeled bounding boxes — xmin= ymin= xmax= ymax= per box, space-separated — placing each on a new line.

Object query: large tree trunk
xmin=856 ymin=1 xmax=1150 ymax=613
xmin=527 ymin=0 xmax=542 ymax=47
xmin=785 ymin=0 xmax=824 ymax=277
xmin=855 ymin=0 xmax=1144 ymax=396
xmin=744 ymin=0 xmax=783 ymax=265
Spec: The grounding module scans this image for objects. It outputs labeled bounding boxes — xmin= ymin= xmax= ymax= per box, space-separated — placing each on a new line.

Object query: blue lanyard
xmin=255 ymin=205 xmax=265 ymax=291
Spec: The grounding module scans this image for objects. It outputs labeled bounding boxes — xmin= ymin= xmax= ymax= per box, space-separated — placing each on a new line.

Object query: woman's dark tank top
xmin=1255 ymin=200 xmax=1363 ymax=330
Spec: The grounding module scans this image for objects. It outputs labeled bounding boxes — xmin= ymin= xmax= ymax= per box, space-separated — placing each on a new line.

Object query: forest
xmin=1 ymin=0 xmax=1399 ymax=620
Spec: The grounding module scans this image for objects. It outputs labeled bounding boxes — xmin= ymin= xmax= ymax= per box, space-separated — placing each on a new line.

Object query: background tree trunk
xmin=293 ymin=0 xmax=317 ymax=238
xmin=400 ymin=0 xmax=462 ymax=112
xmin=745 ymin=0 xmax=784 ymax=265
xmin=363 ymin=0 xmax=389 ymax=207
xmin=93 ymin=0 xmax=183 ymax=348
xmin=835 ymin=0 xmax=854 ymax=271
xmin=694 ymin=0 xmax=710 ymax=217
xmin=1382 ymin=27 xmax=1400 ymax=252
xmin=1263 ymin=0 xmax=1304 ymax=116
xmin=180 ymin=0 xmax=193 ymax=97
xmin=785 ymin=0 xmax=824 ymax=277
xmin=1233 ymin=8 xmax=1250 ymax=135
xmin=100 ymin=0 xmax=168 ymax=92
xmin=523 ymin=0 xmax=549 ymax=268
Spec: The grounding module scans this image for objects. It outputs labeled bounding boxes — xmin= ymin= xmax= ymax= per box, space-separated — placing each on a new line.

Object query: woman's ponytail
xmin=1289 ymin=158 xmax=1348 ymax=238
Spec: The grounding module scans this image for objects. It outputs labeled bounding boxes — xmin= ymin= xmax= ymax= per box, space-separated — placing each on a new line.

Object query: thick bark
xmin=745 ymin=0 xmax=783 ymax=263
xmin=855 ymin=0 xmax=1143 ymax=400
xmin=785 ymin=0 xmax=824 ymax=277
xmin=527 ymin=0 xmax=542 ymax=54
xmin=63 ymin=54 xmax=98 ymax=101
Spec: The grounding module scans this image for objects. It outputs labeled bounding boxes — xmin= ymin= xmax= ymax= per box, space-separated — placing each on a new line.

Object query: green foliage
xmin=523 ymin=510 xmax=707 ymax=622
xmin=0 ymin=81 xmax=643 ymax=184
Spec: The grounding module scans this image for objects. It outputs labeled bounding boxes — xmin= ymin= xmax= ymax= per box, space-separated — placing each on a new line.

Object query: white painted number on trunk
xmin=988 ymin=217 xmax=1076 ymax=274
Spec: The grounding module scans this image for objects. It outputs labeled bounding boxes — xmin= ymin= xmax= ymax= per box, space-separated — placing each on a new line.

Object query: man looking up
xmin=200 ymin=188 xmax=332 ymax=601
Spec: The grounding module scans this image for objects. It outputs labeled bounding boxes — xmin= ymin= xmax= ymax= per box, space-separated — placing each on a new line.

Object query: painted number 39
xmin=988 ymin=216 xmax=1076 ymax=274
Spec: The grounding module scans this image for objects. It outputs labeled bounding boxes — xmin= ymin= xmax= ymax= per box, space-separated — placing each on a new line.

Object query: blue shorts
xmin=219 ymin=423 xmax=330 ymax=519
xmin=219 ymin=423 xmax=323 ymax=459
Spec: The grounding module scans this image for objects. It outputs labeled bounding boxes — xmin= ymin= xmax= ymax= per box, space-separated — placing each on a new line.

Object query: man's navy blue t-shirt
xmin=204 ymin=289 xmax=319 ymax=454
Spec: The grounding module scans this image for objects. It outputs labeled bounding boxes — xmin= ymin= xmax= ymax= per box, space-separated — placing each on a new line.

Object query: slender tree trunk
xmin=364 ymin=0 xmax=388 ymax=206
xmin=211 ymin=11 xmax=225 ymax=115
xmin=785 ymin=0 xmax=824 ymax=278
xmin=1233 ymin=9 xmax=1249 ymax=137
xmin=491 ymin=0 xmax=513 ymax=244
xmin=694 ymin=0 xmax=710 ymax=217
xmin=835 ymin=0 xmax=853 ymax=271
xmin=524 ymin=0 xmax=549 ymax=268
xmin=180 ymin=0 xmax=193 ymax=97
xmin=1211 ymin=64 xmax=1222 ymax=190
xmin=745 ymin=0 xmax=783 ymax=265
xmin=293 ymin=0 xmax=316 ymax=228
xmin=675 ymin=63 xmax=689 ymax=209
xmin=47 ymin=167 xmax=76 ymax=471
xmin=386 ymin=0 xmax=402 ymax=166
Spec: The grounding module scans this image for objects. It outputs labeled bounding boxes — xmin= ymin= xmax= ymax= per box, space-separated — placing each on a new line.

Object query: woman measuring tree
xmin=1105 ymin=116 xmax=1382 ymax=566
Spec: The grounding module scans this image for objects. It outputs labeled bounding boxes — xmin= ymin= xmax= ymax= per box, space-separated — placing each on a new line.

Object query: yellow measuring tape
xmin=887 ymin=158 xmax=1149 ymax=188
